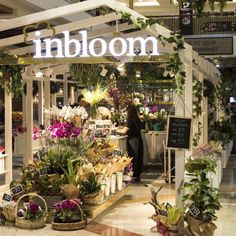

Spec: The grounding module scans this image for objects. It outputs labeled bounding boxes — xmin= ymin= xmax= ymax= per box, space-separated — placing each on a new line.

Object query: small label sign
xmin=10 ymin=185 xmax=24 ymax=196
xmin=157 ymin=209 xmax=168 ymax=217
xmin=113 ymin=149 xmax=123 ymax=157
xmin=166 ymin=203 xmax=172 ymax=210
xmin=39 ymin=167 xmax=47 ymax=176
xmin=189 ymin=202 xmax=201 ymax=218
xmin=2 ymin=193 xmax=12 ymax=202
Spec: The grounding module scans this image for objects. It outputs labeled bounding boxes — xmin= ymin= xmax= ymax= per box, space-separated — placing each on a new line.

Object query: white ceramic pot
xmin=110 ymin=174 xmax=116 ymax=194
xmin=104 ymin=177 xmax=111 ymax=197
xmin=116 ymin=172 xmax=123 ymax=191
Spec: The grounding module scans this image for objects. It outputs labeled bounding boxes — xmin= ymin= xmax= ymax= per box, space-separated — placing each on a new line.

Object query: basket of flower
xmin=52 ymin=198 xmax=86 ymax=231
xmin=1 ymin=201 xmax=16 ymax=223
xmin=15 ymin=193 xmax=47 ymax=229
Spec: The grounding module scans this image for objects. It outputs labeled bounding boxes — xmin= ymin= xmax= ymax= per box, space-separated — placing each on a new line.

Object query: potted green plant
xmin=52 ymin=198 xmax=86 ymax=231
xmin=80 ymin=174 xmax=104 ymax=205
xmin=183 ymin=157 xmax=221 ymax=236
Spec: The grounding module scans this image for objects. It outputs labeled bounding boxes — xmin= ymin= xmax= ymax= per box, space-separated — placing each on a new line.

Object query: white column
xmin=44 ymin=78 xmax=51 ymax=128
xmin=38 ymin=81 xmax=44 ymax=125
xmin=51 ymin=94 xmax=57 ymax=106
xmin=175 ymin=45 xmax=193 ymax=207
xmin=70 ymin=86 xmax=75 ymax=105
xmin=25 ymin=78 xmax=33 ymax=165
xmin=22 ymin=94 xmax=26 ymax=127
xmin=63 ymin=75 xmax=68 ymax=106
xmin=4 ymin=89 xmax=12 ymax=186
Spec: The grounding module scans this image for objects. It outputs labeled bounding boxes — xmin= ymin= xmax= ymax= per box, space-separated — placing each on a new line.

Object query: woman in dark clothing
xmin=117 ymin=104 xmax=143 ymax=181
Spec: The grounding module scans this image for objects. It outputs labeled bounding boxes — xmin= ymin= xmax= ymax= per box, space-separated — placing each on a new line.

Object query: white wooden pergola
xmin=0 ymin=0 xmax=221 ymax=205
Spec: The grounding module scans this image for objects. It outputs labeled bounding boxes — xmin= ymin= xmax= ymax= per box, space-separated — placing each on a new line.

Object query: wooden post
xmin=25 ymin=78 xmax=33 ymax=165
xmin=129 ymin=0 xmax=134 ymax=9
xmin=63 ymin=75 xmax=68 ymax=106
xmin=4 ymin=88 xmax=12 ymax=188
xmin=70 ymin=86 xmax=75 ymax=105
xmin=44 ymin=78 xmax=51 ymax=128
xmin=38 ymin=81 xmax=44 ymax=125
xmin=22 ymin=94 xmax=26 ymax=127
xmin=51 ymin=94 xmax=57 ymax=106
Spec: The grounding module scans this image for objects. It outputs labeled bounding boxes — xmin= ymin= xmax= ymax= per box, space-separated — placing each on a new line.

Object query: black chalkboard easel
xmin=166 ymin=116 xmax=192 ymax=150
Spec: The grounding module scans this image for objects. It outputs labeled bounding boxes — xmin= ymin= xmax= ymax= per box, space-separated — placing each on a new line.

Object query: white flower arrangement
xmin=44 ymin=105 xmax=88 ymax=120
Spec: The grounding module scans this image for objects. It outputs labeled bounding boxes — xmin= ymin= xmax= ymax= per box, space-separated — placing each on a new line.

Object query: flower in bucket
xmin=53 ymin=199 xmax=85 ymax=223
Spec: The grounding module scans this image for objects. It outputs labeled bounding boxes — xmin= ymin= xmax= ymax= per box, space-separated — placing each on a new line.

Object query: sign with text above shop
xmin=179 ymin=2 xmax=193 ymax=35
xmin=166 ymin=116 xmax=192 ymax=150
xmin=32 ymin=30 xmax=159 ymax=58
xmin=185 ymin=37 xmax=233 ymax=55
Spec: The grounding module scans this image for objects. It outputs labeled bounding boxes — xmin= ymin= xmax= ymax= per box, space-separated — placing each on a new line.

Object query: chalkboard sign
xmin=2 ymin=193 xmax=12 ymax=202
xmin=39 ymin=167 xmax=47 ymax=176
xmin=166 ymin=116 xmax=192 ymax=150
xmin=189 ymin=202 xmax=201 ymax=218
xmin=157 ymin=209 xmax=168 ymax=217
xmin=10 ymin=185 xmax=24 ymax=196
xmin=113 ymin=149 xmax=123 ymax=157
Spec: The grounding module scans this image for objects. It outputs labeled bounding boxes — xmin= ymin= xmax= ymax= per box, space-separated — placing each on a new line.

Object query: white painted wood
xmin=0 ymin=13 xmax=120 ymax=47
xmin=25 ymin=78 xmax=33 ymax=165
xmin=38 ymin=81 xmax=44 ymax=125
xmin=69 ymin=86 xmax=75 ymax=105
xmin=0 ymin=0 xmax=105 ymax=32
xmin=4 ymin=89 xmax=12 ymax=186
xmin=51 ymin=94 xmax=57 ymax=107
xmin=63 ymin=75 xmax=69 ymax=106
xmin=44 ymin=78 xmax=51 ymax=128
xmin=22 ymin=94 xmax=26 ymax=127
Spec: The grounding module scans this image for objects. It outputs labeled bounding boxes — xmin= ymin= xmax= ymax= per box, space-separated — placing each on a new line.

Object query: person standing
xmin=117 ymin=104 xmax=143 ymax=182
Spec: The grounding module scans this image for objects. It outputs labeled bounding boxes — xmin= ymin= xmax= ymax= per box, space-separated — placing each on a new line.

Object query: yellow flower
xmin=81 ymin=84 xmax=108 ymax=106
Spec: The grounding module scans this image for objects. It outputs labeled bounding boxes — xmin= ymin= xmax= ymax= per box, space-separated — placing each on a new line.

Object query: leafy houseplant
xmin=183 ymin=157 xmax=221 ymax=235
xmin=80 ymin=174 xmax=103 ymax=205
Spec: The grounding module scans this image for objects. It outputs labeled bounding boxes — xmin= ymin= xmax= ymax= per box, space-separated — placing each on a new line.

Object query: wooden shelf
xmin=84 ymin=185 xmax=131 ymax=219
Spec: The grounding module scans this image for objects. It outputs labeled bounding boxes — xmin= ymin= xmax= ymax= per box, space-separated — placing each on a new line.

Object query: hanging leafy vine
xmin=98 ymin=7 xmax=186 ymax=95
xmin=192 ymin=75 xmax=203 ymax=147
xmin=0 ymin=50 xmax=25 ymax=94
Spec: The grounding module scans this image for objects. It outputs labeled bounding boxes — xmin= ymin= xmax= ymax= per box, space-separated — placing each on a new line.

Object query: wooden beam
xmin=0 ymin=0 xmax=105 ymax=32
xmin=0 ymin=13 xmax=120 ymax=47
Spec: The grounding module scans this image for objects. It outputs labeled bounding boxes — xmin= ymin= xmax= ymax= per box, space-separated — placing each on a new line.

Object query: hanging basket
xmin=52 ymin=200 xmax=86 ymax=231
xmin=15 ymin=193 xmax=48 ymax=230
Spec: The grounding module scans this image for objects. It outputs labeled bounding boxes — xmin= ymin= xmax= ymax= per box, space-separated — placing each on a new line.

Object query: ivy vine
xmin=0 ymin=50 xmax=25 ymax=94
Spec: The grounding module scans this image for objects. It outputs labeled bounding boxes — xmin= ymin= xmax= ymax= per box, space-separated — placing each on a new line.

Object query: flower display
xmin=108 ymin=87 xmax=122 ymax=109
xmin=12 ymin=111 xmax=23 ymax=122
xmin=44 ymin=105 xmax=88 ymax=121
xmin=193 ymin=144 xmax=222 ymax=160
xmin=21 ymin=201 xmax=43 ymax=221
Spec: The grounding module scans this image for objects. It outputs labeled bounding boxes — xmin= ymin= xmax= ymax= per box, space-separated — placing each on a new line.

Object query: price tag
xmin=166 ymin=203 xmax=172 ymax=210
xmin=2 ymin=193 xmax=12 ymax=202
xmin=113 ymin=149 xmax=123 ymax=157
xmin=10 ymin=184 xmax=24 ymax=196
xmin=39 ymin=167 xmax=47 ymax=176
xmin=157 ymin=209 xmax=168 ymax=217
xmin=189 ymin=202 xmax=201 ymax=218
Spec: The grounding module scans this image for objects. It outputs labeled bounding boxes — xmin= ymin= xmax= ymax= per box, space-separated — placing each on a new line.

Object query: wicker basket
xmin=2 ymin=205 xmax=15 ymax=222
xmin=52 ymin=201 xmax=86 ymax=231
xmin=83 ymin=190 xmax=104 ymax=205
xmin=15 ymin=193 xmax=48 ymax=229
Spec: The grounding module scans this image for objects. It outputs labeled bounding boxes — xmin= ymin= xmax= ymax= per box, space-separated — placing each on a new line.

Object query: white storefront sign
xmin=33 ymin=30 xmax=159 ymax=58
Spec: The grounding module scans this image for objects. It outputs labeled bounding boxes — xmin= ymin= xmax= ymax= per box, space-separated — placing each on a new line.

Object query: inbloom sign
xmin=33 ymin=30 xmax=159 ymax=58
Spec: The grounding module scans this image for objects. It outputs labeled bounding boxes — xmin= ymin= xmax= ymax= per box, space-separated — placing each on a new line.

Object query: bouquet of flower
xmin=109 ymin=87 xmax=122 ymax=109
xmin=193 ymin=144 xmax=222 ymax=160
xmin=53 ymin=199 xmax=84 ymax=223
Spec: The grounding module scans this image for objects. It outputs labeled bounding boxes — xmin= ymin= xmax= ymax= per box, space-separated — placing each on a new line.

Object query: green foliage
xmin=166 ymin=206 xmax=185 ymax=225
xmin=0 ymin=50 xmax=25 ymax=94
xmin=80 ymin=174 xmax=102 ymax=196
xmin=54 ymin=209 xmax=84 ymax=223
xmin=183 ymin=157 xmax=221 ymax=221
xmin=111 ymin=110 xmax=126 ymax=126
xmin=61 ymin=160 xmax=80 ymax=185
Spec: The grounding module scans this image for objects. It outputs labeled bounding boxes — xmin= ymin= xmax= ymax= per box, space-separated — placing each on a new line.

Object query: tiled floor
xmin=1 ymin=154 xmax=236 ymax=235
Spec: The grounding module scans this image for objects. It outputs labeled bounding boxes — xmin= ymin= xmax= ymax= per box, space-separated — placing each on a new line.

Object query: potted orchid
xmin=52 ymin=198 xmax=86 ymax=230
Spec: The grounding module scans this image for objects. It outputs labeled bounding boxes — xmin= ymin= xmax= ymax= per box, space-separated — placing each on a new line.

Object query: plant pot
xmin=104 ymin=177 xmax=111 ymax=197
xmin=61 ymin=184 xmax=80 ymax=199
xmin=184 ymin=214 xmax=217 ymax=236
xmin=52 ymin=220 xmax=86 ymax=231
xmin=110 ymin=174 xmax=116 ymax=194
xmin=116 ymin=172 xmax=123 ymax=191
xmin=83 ymin=190 xmax=104 ymax=205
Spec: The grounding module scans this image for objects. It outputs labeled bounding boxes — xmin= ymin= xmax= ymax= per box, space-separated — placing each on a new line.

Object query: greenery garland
xmin=100 ymin=8 xmax=186 ymax=95
xmin=0 ymin=50 xmax=25 ymax=94
xmin=192 ymin=75 xmax=203 ymax=147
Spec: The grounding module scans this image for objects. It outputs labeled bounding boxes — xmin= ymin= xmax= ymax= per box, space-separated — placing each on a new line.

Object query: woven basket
xmin=2 ymin=206 xmax=15 ymax=222
xmin=15 ymin=193 xmax=48 ymax=229
xmin=52 ymin=200 xmax=86 ymax=231
xmin=83 ymin=190 xmax=104 ymax=205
